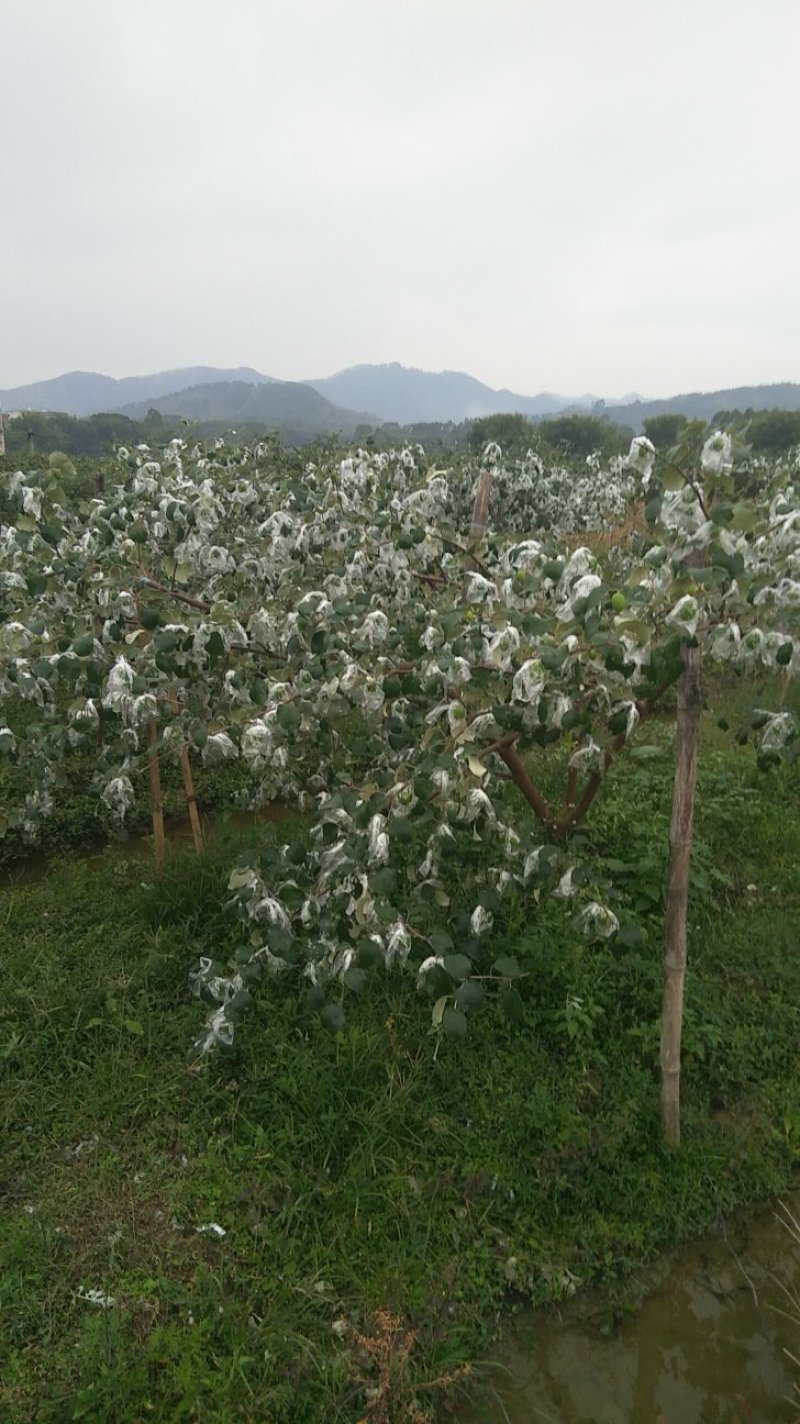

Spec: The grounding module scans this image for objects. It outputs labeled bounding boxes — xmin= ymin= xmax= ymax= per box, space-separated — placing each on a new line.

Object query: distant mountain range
xmin=0 ymin=362 xmax=587 ymax=429
xmin=2 ymin=362 xmax=799 ymax=438
xmin=594 ymin=383 xmax=800 ymax=431
xmin=0 ymin=367 xmax=274 ymax=419
xmin=304 ymin=363 xmax=591 ymax=424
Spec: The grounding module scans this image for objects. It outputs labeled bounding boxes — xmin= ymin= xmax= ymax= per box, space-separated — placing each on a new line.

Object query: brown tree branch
xmin=139 ymin=576 xmax=211 ymax=612
xmin=491 ymin=733 xmax=554 ymax=828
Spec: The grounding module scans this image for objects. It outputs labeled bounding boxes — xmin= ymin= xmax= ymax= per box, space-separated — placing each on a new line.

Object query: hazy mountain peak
xmin=305 ymin=363 xmax=577 ymax=424
xmin=0 ymin=366 xmax=274 ymax=417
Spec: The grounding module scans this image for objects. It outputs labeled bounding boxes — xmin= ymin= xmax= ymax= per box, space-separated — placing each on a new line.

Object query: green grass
xmin=2 ymin=695 xmax=800 ymax=1422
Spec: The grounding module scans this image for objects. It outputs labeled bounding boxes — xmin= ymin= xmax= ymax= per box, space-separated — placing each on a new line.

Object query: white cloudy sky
xmin=2 ymin=0 xmax=799 ymax=398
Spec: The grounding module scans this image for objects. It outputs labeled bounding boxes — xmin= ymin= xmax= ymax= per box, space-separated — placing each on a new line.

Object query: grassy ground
xmin=3 ymin=682 xmax=800 ymax=1422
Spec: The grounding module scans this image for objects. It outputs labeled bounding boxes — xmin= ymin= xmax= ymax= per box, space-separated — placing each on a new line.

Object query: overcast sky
xmin=2 ymin=0 xmax=799 ymax=399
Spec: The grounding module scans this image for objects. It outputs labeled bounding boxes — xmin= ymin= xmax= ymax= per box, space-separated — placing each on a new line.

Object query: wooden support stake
xmin=466 ymin=467 xmax=492 ymax=574
xmin=147 ymin=718 xmax=166 ymax=876
xmin=660 ymin=643 xmax=702 ymax=1148
xmin=168 ymin=690 xmax=204 ymax=855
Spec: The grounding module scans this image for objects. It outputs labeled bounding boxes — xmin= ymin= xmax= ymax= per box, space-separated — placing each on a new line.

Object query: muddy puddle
xmin=467 ymin=1198 xmax=800 ymax=1423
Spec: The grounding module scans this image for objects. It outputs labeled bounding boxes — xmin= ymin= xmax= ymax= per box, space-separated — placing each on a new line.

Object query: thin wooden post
xmin=147 ymin=718 xmax=166 ymax=875
xmin=466 ymin=467 xmax=492 ymax=574
xmin=168 ymin=690 xmax=204 ymax=855
xmin=660 ymin=643 xmax=702 ymax=1148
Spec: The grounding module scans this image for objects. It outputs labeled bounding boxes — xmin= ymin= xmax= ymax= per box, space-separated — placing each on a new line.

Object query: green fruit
xmin=611 ymin=592 xmax=626 ymax=612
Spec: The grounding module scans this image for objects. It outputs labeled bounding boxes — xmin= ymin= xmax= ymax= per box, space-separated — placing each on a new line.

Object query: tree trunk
xmin=660 ymin=643 xmax=702 ymax=1148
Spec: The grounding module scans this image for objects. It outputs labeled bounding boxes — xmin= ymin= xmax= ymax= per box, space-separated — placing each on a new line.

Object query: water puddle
xmin=468 ymin=1198 xmax=800 ymax=1423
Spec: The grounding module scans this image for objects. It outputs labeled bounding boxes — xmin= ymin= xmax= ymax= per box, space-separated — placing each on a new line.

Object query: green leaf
xmin=205 ymin=630 xmax=225 ymax=661
xmin=662 ymin=465 xmax=685 ymax=492
xmin=320 ymin=1002 xmax=346 ymax=1033
xmin=492 ymin=956 xmax=522 ymax=979
xmin=542 ymin=560 xmax=564 ymax=581
xmin=277 ymin=702 xmax=301 ymax=731
xmin=428 ymin=931 xmax=453 ymax=955
xmin=227 ymin=990 xmax=252 ymax=1016
xmin=442 ymin=1007 xmax=468 ymax=1038
xmin=369 ymin=868 xmax=397 ymax=896
xmin=710 ymin=504 xmax=733 ymax=527
xmin=343 ymin=967 xmax=368 ymax=995
xmin=443 ymin=954 xmax=473 ymax=982
xmin=730 ymin=505 xmax=760 ymax=533
xmin=455 ymin=980 xmax=485 ymax=1012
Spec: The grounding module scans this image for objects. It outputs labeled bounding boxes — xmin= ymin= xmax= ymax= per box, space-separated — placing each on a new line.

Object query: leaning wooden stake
xmin=147 ymin=718 xmax=166 ymax=875
xmin=466 ymin=467 xmax=492 ymax=574
xmin=660 ymin=643 xmax=702 ymax=1148
xmin=463 ymin=467 xmax=493 ymax=600
xmin=168 ymin=690 xmax=204 ymax=855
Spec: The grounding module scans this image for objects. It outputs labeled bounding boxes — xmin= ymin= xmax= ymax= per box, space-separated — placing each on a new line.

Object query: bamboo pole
xmin=168 ymin=690 xmax=204 ymax=855
xmin=147 ymin=718 xmax=166 ymax=876
xmin=660 ymin=642 xmax=702 ymax=1148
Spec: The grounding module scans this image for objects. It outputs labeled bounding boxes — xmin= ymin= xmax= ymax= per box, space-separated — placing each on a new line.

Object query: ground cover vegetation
xmin=2 ymin=428 xmax=800 ymax=1418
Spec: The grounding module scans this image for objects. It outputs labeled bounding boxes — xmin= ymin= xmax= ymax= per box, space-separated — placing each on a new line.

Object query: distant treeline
xmin=4 ymin=404 xmax=800 ymax=463
xmin=359 ymin=412 xmax=636 ymax=459
xmin=2 ymin=408 xmax=188 ymax=456
xmin=0 ymin=408 xmax=341 ymax=457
